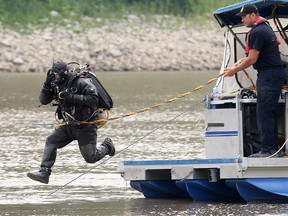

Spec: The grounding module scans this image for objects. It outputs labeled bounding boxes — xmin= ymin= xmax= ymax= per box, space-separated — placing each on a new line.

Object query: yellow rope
xmin=52 ymin=72 xmax=226 ymax=129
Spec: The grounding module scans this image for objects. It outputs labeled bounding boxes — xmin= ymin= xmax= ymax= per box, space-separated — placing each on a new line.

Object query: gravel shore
xmin=0 ymin=18 xmax=224 ymax=72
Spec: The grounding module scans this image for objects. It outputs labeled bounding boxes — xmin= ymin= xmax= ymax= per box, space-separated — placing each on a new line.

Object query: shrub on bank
xmin=0 ymin=0 xmax=239 ymax=31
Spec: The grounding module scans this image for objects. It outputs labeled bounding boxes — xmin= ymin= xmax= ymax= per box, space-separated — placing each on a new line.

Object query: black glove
xmin=58 ymin=91 xmax=74 ymax=103
xmin=44 ymin=69 xmax=56 ymax=88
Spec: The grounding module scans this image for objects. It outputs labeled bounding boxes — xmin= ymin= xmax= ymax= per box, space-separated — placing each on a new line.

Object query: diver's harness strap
xmin=53 ymin=110 xmax=107 ymax=129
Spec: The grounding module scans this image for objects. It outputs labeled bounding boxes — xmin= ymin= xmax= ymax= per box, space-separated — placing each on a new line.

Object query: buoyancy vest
xmin=245 ymin=16 xmax=281 ymax=55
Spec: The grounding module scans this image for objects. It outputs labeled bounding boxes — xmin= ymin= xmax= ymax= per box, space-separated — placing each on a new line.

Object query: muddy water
xmin=0 ymin=71 xmax=287 ymax=215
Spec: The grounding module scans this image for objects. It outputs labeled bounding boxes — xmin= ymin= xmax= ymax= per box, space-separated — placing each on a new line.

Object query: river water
xmin=0 ymin=71 xmax=288 ymax=216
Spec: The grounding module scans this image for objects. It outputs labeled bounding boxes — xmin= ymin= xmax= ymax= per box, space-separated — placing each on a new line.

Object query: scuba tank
xmin=67 ymin=62 xmax=113 ymax=110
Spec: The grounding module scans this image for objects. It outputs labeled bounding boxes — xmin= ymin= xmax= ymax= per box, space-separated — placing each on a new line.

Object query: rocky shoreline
xmin=0 ymin=19 xmax=224 ymax=73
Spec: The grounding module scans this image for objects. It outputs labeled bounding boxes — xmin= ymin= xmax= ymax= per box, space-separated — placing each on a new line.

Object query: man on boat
xmin=27 ymin=60 xmax=115 ymax=184
xmin=224 ymin=4 xmax=286 ymax=157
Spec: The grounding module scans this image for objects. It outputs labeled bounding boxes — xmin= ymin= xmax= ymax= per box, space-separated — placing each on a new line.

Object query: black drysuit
xmin=39 ymin=73 xmax=108 ymax=170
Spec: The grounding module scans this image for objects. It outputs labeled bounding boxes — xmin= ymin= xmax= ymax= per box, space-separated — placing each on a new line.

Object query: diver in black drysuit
xmin=27 ymin=60 xmax=115 ymax=184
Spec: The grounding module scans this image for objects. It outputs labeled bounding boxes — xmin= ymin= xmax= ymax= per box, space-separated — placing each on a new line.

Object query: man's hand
xmin=224 ymin=67 xmax=238 ymax=77
xmin=44 ymin=69 xmax=56 ymax=88
xmin=58 ymin=91 xmax=74 ymax=103
xmin=283 ymin=84 xmax=288 ymax=90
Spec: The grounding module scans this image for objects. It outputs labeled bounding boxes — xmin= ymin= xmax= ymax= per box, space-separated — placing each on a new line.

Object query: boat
xmin=117 ymin=0 xmax=288 ymax=203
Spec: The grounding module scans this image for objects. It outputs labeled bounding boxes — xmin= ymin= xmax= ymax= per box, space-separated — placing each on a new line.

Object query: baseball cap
xmin=236 ymin=4 xmax=259 ymax=17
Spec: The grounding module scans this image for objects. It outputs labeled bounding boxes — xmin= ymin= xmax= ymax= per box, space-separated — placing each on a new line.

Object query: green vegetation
xmin=0 ymin=0 xmax=239 ymax=31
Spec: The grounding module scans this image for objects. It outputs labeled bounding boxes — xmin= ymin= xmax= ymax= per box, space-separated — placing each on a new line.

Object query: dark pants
xmin=41 ymin=124 xmax=107 ymax=169
xmin=256 ymin=68 xmax=285 ymax=153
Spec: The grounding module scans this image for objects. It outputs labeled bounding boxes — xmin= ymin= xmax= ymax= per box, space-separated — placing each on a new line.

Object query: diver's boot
xmin=27 ymin=167 xmax=51 ymax=184
xmin=101 ymin=138 xmax=115 ymax=156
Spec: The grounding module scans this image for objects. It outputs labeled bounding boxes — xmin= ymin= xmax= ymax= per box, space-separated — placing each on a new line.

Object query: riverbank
xmin=0 ymin=17 xmax=224 ymax=72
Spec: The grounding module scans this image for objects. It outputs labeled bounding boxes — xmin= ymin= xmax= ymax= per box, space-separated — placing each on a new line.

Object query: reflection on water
xmin=1 ymin=71 xmax=288 ymax=215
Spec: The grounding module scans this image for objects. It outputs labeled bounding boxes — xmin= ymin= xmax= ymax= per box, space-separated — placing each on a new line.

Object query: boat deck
xmin=119 ymin=157 xmax=288 ymax=181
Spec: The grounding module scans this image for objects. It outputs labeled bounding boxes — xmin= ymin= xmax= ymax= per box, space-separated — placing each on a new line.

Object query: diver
xmin=27 ymin=60 xmax=115 ymax=184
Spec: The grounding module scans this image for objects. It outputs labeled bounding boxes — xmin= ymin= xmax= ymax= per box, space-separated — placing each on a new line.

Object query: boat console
xmin=204 ymin=92 xmax=287 ymax=158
